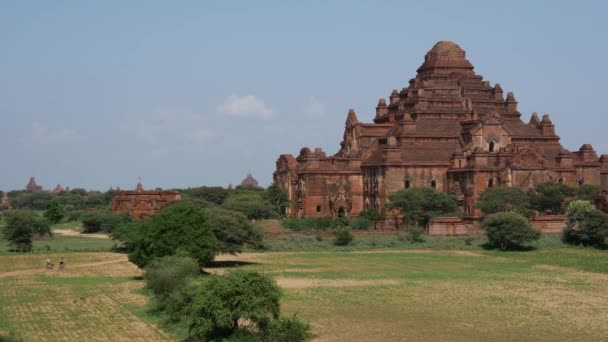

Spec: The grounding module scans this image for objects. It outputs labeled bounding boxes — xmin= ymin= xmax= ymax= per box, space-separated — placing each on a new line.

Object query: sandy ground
xmin=53 ymin=229 xmax=111 ymax=239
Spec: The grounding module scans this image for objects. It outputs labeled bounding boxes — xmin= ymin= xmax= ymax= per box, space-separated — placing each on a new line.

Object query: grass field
xmin=1 ymin=234 xmax=607 ymax=341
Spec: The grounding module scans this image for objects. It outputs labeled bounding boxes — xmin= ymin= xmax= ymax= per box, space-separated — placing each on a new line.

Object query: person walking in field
xmin=46 ymin=257 xmax=53 ymax=270
xmin=59 ymin=257 xmax=65 ymax=270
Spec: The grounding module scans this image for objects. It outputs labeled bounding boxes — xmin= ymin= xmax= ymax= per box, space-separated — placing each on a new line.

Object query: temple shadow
xmin=204 ymin=260 xmax=259 ymax=268
xmin=480 ymin=242 xmax=537 ymax=252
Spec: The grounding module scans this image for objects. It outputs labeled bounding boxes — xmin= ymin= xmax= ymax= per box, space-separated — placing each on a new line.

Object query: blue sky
xmin=1 ymin=0 xmax=607 ymax=191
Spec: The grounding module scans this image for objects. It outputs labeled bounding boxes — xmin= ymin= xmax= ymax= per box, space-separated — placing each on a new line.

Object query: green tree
xmin=358 ymin=208 xmax=385 ymax=229
xmin=476 ymin=187 xmax=533 ymax=218
xmin=263 ymin=184 xmax=289 ymax=217
xmin=81 ymin=212 xmax=131 ymax=233
xmin=388 ymin=187 xmax=459 ymax=228
xmin=564 ymin=200 xmax=596 ymax=229
xmin=144 ymin=256 xmax=200 ymax=321
xmin=481 ymin=212 xmax=540 ymax=250
xmin=563 ymin=205 xmax=608 ymax=248
xmin=2 ymin=210 xmax=35 ymax=252
xmin=576 ymin=184 xmax=602 ymax=201
xmin=205 ymin=207 xmax=263 ymax=254
xmin=44 ymin=200 xmax=65 ymax=225
xmin=187 ymin=270 xmax=281 ymax=340
xmin=118 ymin=202 xmax=219 ymax=268
xmin=223 ymin=192 xmax=278 ymax=221
xmin=333 ymin=227 xmax=354 ymax=246
xmin=182 ymin=186 xmax=229 ymax=206
xmin=528 ymin=182 xmax=576 ymax=214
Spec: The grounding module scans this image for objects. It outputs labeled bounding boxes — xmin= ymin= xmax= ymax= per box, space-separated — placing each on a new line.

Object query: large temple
xmin=274 ymin=41 xmax=608 ymax=221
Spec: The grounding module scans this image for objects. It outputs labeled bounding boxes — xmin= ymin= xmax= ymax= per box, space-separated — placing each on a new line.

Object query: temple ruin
xmin=111 ymin=181 xmax=181 ymax=220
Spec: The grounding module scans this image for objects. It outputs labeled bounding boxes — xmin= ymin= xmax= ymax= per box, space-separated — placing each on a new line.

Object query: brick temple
xmin=274 ymin=41 xmax=608 ymax=220
xmin=111 ymin=181 xmax=181 ymax=220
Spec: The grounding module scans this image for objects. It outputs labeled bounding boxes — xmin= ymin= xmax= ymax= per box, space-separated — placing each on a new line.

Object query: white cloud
xmin=30 ymin=122 xmax=77 ymax=145
xmin=217 ymin=94 xmax=277 ymax=120
xmin=304 ymin=96 xmax=326 ymax=117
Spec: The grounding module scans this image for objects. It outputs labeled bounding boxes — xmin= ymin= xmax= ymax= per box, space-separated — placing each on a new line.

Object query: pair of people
xmin=45 ymin=257 xmax=65 ymax=270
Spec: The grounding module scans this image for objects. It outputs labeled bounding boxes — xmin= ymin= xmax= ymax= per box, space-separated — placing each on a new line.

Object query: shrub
xmin=44 ymin=200 xmax=65 ymax=225
xmin=388 ymin=188 xmax=459 ymax=228
xmin=481 ymin=212 xmax=540 ymax=250
xmin=263 ymin=315 xmax=315 ymax=342
xmin=187 ymin=270 xmax=281 ymax=340
xmin=144 ymin=256 xmax=200 ymax=321
xmin=222 ymin=193 xmax=278 ymax=221
xmin=528 ymin=182 xmax=576 ymax=214
xmin=333 ymin=227 xmax=353 ymax=246
xmin=350 ymin=217 xmax=372 ymax=230
xmin=476 ymin=187 xmax=533 ymax=218
xmin=81 ymin=212 xmax=131 ymax=233
xmin=120 ymin=202 xmax=219 ymax=268
xmin=205 ymin=207 xmax=262 ymax=254
xmin=563 ymin=208 xmax=608 ymax=248
xmin=32 ymin=216 xmax=52 ymax=237
xmin=2 ymin=210 xmax=35 ymax=252
xmin=406 ymin=226 xmax=426 ymax=243
xmin=577 ymin=184 xmax=602 ymax=201
xmin=282 ymin=216 xmax=349 ymax=231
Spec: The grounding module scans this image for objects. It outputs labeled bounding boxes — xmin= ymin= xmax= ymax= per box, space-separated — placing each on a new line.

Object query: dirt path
xmin=53 ymin=229 xmax=110 ymax=239
xmin=0 ymin=257 xmax=129 ymax=279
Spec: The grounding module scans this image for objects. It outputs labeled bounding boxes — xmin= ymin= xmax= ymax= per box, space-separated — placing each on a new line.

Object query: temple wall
xmin=299 ymin=173 xmax=363 ymax=218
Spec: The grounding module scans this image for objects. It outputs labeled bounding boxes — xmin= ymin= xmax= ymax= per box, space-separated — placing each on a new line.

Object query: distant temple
xmin=240 ymin=171 xmax=259 ymax=187
xmin=111 ymin=180 xmax=181 ymax=220
xmin=52 ymin=184 xmax=64 ymax=193
xmin=26 ymin=177 xmax=42 ymax=191
xmin=0 ymin=193 xmax=12 ymax=209
xmin=274 ymin=41 xmax=608 ymax=220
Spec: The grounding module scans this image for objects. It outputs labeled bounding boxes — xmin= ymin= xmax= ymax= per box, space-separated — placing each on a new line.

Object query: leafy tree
xmin=223 ymin=192 xmax=278 ymax=221
xmin=2 ymin=210 xmax=35 ymax=252
xmin=187 ymin=270 xmax=281 ymax=340
xmin=263 ymin=315 xmax=314 ymax=342
xmin=576 ymin=184 xmax=602 ymax=201
xmin=563 ymin=206 xmax=608 ymax=248
xmin=263 ymin=184 xmax=289 ymax=217
xmin=118 ymin=202 xmax=219 ymax=268
xmin=81 ymin=212 xmax=131 ymax=233
xmin=528 ymin=182 xmax=576 ymax=214
xmin=358 ymin=208 xmax=385 ymax=229
xmin=481 ymin=212 xmax=540 ymax=250
xmin=32 ymin=216 xmax=52 ymax=237
xmin=44 ymin=200 xmax=65 ymax=225
xmin=182 ymin=186 xmax=229 ymax=206
xmin=333 ymin=227 xmax=353 ymax=246
xmin=205 ymin=207 xmax=263 ymax=254
xmin=144 ymin=256 xmax=200 ymax=321
xmin=350 ymin=217 xmax=372 ymax=230
xmin=476 ymin=187 xmax=533 ymax=218
xmin=388 ymin=188 xmax=459 ymax=228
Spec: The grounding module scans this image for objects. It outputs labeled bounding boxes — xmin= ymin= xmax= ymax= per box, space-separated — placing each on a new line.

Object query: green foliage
xmin=187 ymin=270 xmax=281 ymax=340
xmin=388 ymin=188 xmax=459 ymax=227
xmin=32 ymin=216 xmax=52 ymax=237
xmin=406 ymin=226 xmax=426 ymax=243
xmin=181 ymin=186 xmax=229 ymax=206
xmin=263 ymin=184 xmax=289 ymax=217
xmin=7 ymin=190 xmax=53 ymax=210
xmin=564 ymin=200 xmax=596 ymax=229
xmin=350 ymin=217 xmax=373 ymax=230
xmin=2 ymin=210 xmax=35 ymax=252
xmin=262 ymin=315 xmax=315 ymax=342
xmin=576 ymin=184 xmax=602 ymax=201
xmin=481 ymin=212 xmax=540 ymax=250
xmin=205 ymin=207 xmax=262 ymax=254
xmin=81 ymin=211 xmax=131 ymax=233
xmin=358 ymin=209 xmax=385 ymax=228
xmin=333 ymin=227 xmax=354 ymax=246
xmin=144 ymin=256 xmax=200 ymax=321
xmin=44 ymin=200 xmax=65 ymax=225
xmin=476 ymin=187 xmax=533 ymax=218
xmin=222 ymin=192 xmax=279 ymax=221
xmin=528 ymin=182 xmax=576 ymax=214
xmin=282 ymin=216 xmax=349 ymax=231
xmin=563 ymin=208 xmax=608 ymax=248
xmin=119 ymin=202 xmax=219 ymax=268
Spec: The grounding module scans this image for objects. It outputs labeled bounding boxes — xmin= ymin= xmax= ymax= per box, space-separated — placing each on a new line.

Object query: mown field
xmin=1 ymin=233 xmax=607 ymax=341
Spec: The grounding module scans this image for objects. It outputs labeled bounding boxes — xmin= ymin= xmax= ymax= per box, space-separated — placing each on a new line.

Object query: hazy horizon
xmin=2 ymin=1 xmax=607 ymax=191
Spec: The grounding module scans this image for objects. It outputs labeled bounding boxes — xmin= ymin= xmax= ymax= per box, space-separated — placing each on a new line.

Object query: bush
xmin=44 ymin=200 xmax=65 ymax=225
xmin=187 ymin=270 xmax=281 ymax=340
xmin=481 ymin=212 xmax=540 ymax=250
xmin=528 ymin=182 xmax=576 ymax=214
xmin=388 ymin=188 xmax=459 ymax=228
xmin=563 ymin=209 xmax=608 ymax=248
xmin=81 ymin=212 xmax=131 ymax=233
xmin=406 ymin=226 xmax=426 ymax=243
xmin=263 ymin=315 xmax=315 ymax=342
xmin=120 ymin=202 xmax=219 ymax=268
xmin=333 ymin=227 xmax=353 ymax=246
xmin=350 ymin=217 xmax=372 ymax=230
xmin=476 ymin=187 xmax=533 ymax=218
xmin=282 ymin=216 xmax=349 ymax=231
xmin=144 ymin=256 xmax=200 ymax=321
xmin=222 ymin=192 xmax=279 ymax=221
xmin=205 ymin=207 xmax=262 ymax=254
xmin=577 ymin=184 xmax=602 ymax=201
xmin=2 ymin=210 xmax=36 ymax=252
xmin=32 ymin=216 xmax=52 ymax=237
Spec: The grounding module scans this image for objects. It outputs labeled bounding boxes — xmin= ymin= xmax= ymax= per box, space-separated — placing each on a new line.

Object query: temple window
xmin=558 ymin=178 xmax=564 ymax=184
xmin=488 ymin=178 xmax=494 ymax=188
xmin=316 ymin=205 xmax=321 ymax=213
xmin=431 ymin=180 xmax=437 ymax=189
xmin=489 ymin=141 xmax=496 ymax=153
xmin=405 ymin=180 xmax=410 ymax=189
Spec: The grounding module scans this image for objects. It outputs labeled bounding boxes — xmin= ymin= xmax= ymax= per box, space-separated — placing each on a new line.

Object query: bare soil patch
xmin=53 ymin=229 xmax=110 ymax=239
xmin=276 ymin=277 xmax=400 ymax=289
